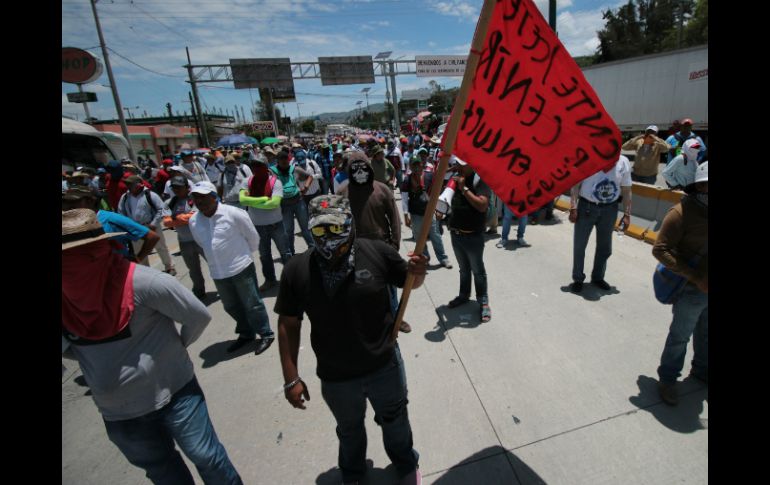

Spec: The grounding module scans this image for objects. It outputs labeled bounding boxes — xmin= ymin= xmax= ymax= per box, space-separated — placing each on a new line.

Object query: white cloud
xmin=430 ymin=1 xmax=479 ymax=20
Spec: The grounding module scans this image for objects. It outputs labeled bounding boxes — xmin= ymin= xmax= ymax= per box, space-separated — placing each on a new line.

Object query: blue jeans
xmin=179 ymin=240 xmax=207 ymax=296
xmin=632 ymin=173 xmax=657 ymax=184
xmin=213 ymin=263 xmax=273 ymax=339
xmin=104 ymin=377 xmax=242 ymax=485
xmin=500 ymin=205 xmax=527 ymax=242
xmin=572 ymin=198 xmax=618 ymax=283
xmin=450 ymin=231 xmax=488 ymax=301
xmin=281 ymin=198 xmax=314 ymax=255
xmin=411 ymin=213 xmax=448 ymax=262
xmin=255 ymin=221 xmax=291 ymax=283
xmin=320 ymin=348 xmax=419 ymax=482
xmin=657 ymin=284 xmax=708 ymax=383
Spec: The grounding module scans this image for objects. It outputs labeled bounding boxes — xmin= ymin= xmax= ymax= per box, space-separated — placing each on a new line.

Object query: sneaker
xmin=258 ymin=280 xmax=278 ymax=292
xmin=486 ymin=227 xmax=497 ymax=234
xmin=193 ymin=289 xmax=206 ymax=300
xmin=226 ymin=337 xmax=254 ymax=353
xmin=480 ymin=303 xmax=492 ymax=322
xmin=399 ymin=468 xmax=422 ymax=485
xmin=440 ymin=259 xmax=453 ymax=269
xmin=399 ymin=321 xmax=412 ymax=333
xmin=448 ymin=296 xmax=470 ymax=308
xmin=570 ymin=282 xmax=583 ymax=293
xmin=591 ymin=279 xmax=611 ymax=291
xmin=495 ymin=239 xmax=508 ymax=248
xmin=254 ymin=336 xmax=275 ymax=355
xmin=516 ymin=238 xmax=530 ymax=247
xmin=658 ymin=381 xmax=679 ymax=406
xmin=164 ymin=268 xmax=177 ymax=277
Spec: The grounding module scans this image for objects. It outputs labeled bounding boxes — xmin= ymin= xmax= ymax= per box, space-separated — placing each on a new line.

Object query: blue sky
xmin=62 ymin=0 xmax=624 ymax=123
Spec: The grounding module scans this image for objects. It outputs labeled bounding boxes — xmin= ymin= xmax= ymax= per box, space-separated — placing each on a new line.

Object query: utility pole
xmin=549 ymin=0 xmax=556 ymax=31
xmin=188 ymin=91 xmax=202 ymax=146
xmin=389 ymin=61 xmax=399 ymax=132
xmin=89 ymin=0 xmax=135 ymax=160
xmin=77 ymin=84 xmax=92 ymax=122
xmin=234 ymin=105 xmax=240 ymax=125
xmin=185 ymin=47 xmax=210 ymax=147
xmin=676 ymin=0 xmax=685 ymax=49
xmin=268 ymin=89 xmax=280 ymax=136
xmin=166 ymin=102 xmax=173 ymax=122
xmin=240 ymin=106 xmax=247 ymax=125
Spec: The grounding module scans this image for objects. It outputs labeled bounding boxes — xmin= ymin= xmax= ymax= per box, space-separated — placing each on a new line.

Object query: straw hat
xmin=62 ymin=209 xmax=125 ymax=251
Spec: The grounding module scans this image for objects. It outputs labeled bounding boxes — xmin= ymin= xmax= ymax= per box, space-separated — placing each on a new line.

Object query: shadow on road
xmin=315 ymin=459 xmax=398 ymax=485
xmin=199 ymin=339 xmax=257 ymax=368
xmin=429 ymin=445 xmax=546 ymax=484
xmin=628 ymin=375 xmax=708 ymax=433
xmin=559 ymin=282 xmax=621 ymax=302
xmin=424 ymin=304 xmax=483 ymax=343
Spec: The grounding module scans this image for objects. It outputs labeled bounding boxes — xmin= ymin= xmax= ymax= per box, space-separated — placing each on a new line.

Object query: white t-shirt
xmin=578 ymin=155 xmax=632 ymax=204
xmin=189 ymin=203 xmax=260 ymax=280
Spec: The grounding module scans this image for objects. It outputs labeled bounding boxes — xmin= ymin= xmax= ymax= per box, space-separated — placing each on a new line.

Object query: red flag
xmin=452 ymin=0 xmax=622 ymax=216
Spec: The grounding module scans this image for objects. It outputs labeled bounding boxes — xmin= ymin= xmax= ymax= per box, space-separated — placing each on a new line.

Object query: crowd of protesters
xmin=62 ymin=116 xmax=706 ymax=484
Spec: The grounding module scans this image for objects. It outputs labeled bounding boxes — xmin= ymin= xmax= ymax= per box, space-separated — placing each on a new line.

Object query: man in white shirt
xmin=568 ymin=156 xmax=633 ymax=293
xmin=188 ymin=181 xmax=275 ymax=355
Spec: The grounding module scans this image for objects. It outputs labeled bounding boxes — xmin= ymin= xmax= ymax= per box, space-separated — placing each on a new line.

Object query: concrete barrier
xmin=554 ymin=183 xmax=684 ymax=245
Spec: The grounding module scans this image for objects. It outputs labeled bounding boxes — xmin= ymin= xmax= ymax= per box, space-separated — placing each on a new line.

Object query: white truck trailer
xmin=582 ymin=45 xmax=708 ymax=140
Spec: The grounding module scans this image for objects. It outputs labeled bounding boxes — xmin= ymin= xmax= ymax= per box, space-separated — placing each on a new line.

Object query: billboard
xmin=415 ymin=55 xmax=467 ymax=77
xmin=251 ymin=121 xmax=275 ymax=131
xmin=318 ymin=56 xmax=375 ymax=86
xmin=401 ymin=88 xmax=432 ymax=101
xmin=230 ymin=58 xmax=294 ymax=90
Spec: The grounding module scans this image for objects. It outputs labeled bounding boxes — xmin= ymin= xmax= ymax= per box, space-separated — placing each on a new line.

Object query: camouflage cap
xmin=308 ymin=195 xmax=352 ymax=228
xmin=370 ymin=145 xmax=384 ymax=157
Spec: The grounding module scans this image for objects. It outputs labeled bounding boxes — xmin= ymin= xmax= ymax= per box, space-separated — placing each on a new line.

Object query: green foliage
xmin=594 ymin=0 xmax=704 ymax=63
xmin=300 ymin=119 xmax=316 ymax=133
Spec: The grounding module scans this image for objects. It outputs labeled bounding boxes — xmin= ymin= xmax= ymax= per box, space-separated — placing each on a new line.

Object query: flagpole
xmin=391 ymin=0 xmax=497 ymax=342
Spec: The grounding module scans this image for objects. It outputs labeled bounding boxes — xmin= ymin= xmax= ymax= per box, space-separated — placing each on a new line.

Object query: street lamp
xmin=361 ymin=87 xmax=371 ymax=111
xmin=123 ymin=106 xmax=140 ymax=119
xmin=375 ymin=52 xmax=393 ymax=128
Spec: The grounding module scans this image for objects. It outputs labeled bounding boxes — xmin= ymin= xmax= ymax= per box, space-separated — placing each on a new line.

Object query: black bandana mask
xmin=348 ymin=161 xmax=371 ymax=186
xmin=313 ymin=223 xmax=355 ymax=296
xmin=313 ymin=223 xmax=354 ymax=262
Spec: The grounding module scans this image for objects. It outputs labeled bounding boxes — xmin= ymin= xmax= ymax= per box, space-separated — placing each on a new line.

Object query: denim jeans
xmin=631 ymin=173 xmax=657 ymax=184
xmin=281 ymin=198 xmax=314 ymax=255
xmin=500 ymin=205 xmax=527 ymax=242
xmin=255 ymin=222 xmax=291 ymax=283
xmin=411 ymin=213 xmax=448 ymax=262
xmin=657 ymin=284 xmax=708 ymax=383
xmin=104 ymin=377 xmax=242 ymax=485
xmin=320 ymin=348 xmax=419 ymax=483
xmin=572 ymin=198 xmax=618 ymax=283
xmin=450 ymin=231 xmax=488 ymax=301
xmin=212 ymin=263 xmax=273 ymax=339
xmin=179 ymin=240 xmax=207 ymax=296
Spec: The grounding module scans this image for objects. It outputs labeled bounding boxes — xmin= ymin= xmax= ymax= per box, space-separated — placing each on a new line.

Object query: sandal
xmin=480 ymin=303 xmax=492 ymax=322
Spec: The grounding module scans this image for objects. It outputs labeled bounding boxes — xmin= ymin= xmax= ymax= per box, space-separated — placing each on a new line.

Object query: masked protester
xmin=653 ymin=162 xmax=708 ymax=406
xmin=61 ymin=209 xmax=243 ymax=484
xmin=275 ymin=195 xmax=427 ymax=485
xmin=338 ymin=152 xmax=410 ymax=333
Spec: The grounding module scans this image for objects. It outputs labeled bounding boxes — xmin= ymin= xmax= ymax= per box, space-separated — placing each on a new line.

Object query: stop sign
xmin=62 ymin=47 xmax=103 ymax=84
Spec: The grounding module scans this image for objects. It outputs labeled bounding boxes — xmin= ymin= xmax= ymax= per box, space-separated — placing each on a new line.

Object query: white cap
xmin=190 ymin=181 xmax=217 ymax=195
xmin=682 ymin=138 xmax=702 ymax=161
xmin=450 ymin=155 xmax=467 ymax=166
xmin=695 ymin=161 xmax=708 ymax=183
xmin=645 ymin=125 xmax=658 ymax=133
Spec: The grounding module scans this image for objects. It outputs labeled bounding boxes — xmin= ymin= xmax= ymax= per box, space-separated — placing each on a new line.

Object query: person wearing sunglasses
xmin=275 ymin=194 xmax=427 ymax=485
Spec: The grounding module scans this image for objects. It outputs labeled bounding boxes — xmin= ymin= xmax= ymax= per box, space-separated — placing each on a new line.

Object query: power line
xmin=107 ymin=47 xmax=186 ymax=78
xmin=127 ymin=0 xmax=193 ymax=42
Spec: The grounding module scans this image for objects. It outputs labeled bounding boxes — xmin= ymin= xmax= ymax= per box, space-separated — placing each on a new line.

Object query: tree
xmin=300 ymin=119 xmax=316 ymax=133
xmin=594 ymin=0 xmax=702 ymax=64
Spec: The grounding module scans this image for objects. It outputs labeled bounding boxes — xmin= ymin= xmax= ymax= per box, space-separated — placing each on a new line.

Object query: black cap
xmin=170 ymin=176 xmax=188 ymax=187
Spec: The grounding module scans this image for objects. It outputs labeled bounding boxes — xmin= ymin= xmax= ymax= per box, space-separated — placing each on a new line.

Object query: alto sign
xmin=62 ymin=47 xmax=103 ymax=84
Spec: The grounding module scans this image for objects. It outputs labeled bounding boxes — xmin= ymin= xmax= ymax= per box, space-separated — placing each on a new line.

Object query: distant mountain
xmin=315 ymin=102 xmax=386 ymax=123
